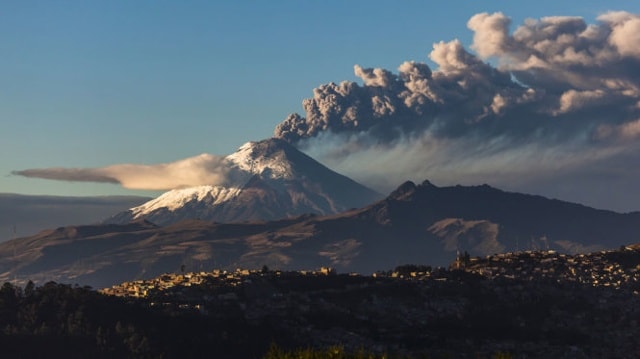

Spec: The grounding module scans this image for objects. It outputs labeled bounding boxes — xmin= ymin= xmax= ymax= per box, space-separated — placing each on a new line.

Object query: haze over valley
xmin=0 ymin=194 xmax=149 ymax=242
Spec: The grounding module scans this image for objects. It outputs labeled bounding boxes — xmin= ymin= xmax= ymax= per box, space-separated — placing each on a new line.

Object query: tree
xmin=24 ymin=281 xmax=35 ymax=297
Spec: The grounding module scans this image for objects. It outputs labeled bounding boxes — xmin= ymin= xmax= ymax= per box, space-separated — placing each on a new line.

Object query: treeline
xmin=262 ymin=344 xmax=514 ymax=359
xmin=0 ymin=278 xmax=515 ymax=359
xmin=0 ymin=281 xmax=269 ymax=358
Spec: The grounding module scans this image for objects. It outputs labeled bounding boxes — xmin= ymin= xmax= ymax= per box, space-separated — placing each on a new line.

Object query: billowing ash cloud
xmin=274 ymin=11 xmax=640 ymax=211
xmin=276 ymin=11 xmax=640 ymax=143
xmin=13 ymin=154 xmax=243 ymax=190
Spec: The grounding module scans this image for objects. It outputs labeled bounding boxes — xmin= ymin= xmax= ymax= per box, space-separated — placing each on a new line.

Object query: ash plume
xmin=274 ymin=11 xmax=640 ymax=211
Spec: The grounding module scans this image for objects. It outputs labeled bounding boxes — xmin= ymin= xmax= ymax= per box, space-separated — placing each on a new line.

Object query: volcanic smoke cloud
xmin=274 ymin=11 xmax=640 ymax=210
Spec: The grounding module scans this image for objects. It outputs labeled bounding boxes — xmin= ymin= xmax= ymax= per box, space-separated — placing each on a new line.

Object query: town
xmin=99 ymin=247 xmax=640 ymax=358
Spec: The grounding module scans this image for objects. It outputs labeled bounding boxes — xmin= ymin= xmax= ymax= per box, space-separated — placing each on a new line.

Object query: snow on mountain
xmin=129 ymin=186 xmax=242 ymax=216
xmin=106 ymin=138 xmax=382 ymax=225
xmin=226 ymin=140 xmax=295 ymax=180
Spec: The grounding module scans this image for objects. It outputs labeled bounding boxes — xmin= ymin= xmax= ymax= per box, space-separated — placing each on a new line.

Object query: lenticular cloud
xmin=13 ymin=154 xmax=241 ymax=191
xmin=274 ymin=11 xmax=640 ymax=211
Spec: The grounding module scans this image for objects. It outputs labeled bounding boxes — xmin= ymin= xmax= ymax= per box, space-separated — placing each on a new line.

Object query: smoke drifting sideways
xmin=12 ymin=154 xmax=247 ymax=191
xmin=274 ymin=11 xmax=640 ymax=212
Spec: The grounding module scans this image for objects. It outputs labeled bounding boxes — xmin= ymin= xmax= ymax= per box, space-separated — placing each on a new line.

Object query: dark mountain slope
xmin=2 ymin=180 xmax=639 ymax=288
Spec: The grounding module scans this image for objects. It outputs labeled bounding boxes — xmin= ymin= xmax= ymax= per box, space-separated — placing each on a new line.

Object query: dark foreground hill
xmin=2 ymin=246 xmax=640 ymax=358
xmin=2 ymin=180 xmax=640 ymax=288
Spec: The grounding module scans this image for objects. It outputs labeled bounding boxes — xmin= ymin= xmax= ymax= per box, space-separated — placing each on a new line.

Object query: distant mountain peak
xmin=389 ymin=179 xmax=440 ymax=200
xmin=107 ymin=138 xmax=382 ymax=226
xmin=389 ymin=181 xmax=418 ymax=200
xmin=421 ymin=179 xmax=437 ymax=188
xmin=226 ymin=138 xmax=298 ymax=180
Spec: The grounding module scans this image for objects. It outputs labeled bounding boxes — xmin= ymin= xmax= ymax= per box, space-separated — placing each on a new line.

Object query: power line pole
xmin=12 ymin=225 xmax=17 ymax=286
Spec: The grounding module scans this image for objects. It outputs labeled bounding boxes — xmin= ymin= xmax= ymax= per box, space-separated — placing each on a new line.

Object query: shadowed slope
xmin=3 ymin=180 xmax=640 ymax=288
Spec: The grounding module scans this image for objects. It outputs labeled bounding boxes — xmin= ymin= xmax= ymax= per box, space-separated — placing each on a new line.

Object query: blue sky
xmin=3 ymin=1 xmax=640 ymax=208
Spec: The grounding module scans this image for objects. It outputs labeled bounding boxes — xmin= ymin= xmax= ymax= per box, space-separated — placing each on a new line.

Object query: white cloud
xmin=468 ymin=12 xmax=511 ymax=59
xmin=14 ymin=153 xmax=242 ymax=190
xmin=599 ymin=11 xmax=640 ymax=58
xmin=555 ymin=89 xmax=606 ymax=115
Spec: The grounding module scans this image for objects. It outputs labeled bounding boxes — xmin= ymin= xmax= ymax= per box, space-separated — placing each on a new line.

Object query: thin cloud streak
xmin=13 ymin=154 xmax=242 ymax=191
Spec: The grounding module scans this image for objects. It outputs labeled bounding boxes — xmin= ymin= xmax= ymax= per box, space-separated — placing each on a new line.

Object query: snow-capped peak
xmin=125 ymin=139 xmax=300 ymax=221
xmin=130 ymin=185 xmax=241 ymax=218
xmin=107 ymin=137 xmax=382 ymax=226
xmin=225 ymin=139 xmax=296 ymax=180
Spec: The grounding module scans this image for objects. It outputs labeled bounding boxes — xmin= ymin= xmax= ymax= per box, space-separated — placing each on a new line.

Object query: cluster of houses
xmin=100 ymin=267 xmax=336 ymax=298
xmin=101 ymin=247 xmax=640 ymax=299
xmin=97 ymin=247 xmax=640 ymax=357
xmin=458 ymin=247 xmax=640 ymax=291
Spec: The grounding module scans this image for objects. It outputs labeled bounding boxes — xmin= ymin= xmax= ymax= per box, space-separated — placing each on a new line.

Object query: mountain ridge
xmin=2 ymin=180 xmax=640 ymax=288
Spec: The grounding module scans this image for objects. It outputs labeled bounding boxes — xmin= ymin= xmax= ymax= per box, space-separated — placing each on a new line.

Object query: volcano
xmin=107 ymin=138 xmax=382 ymax=225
